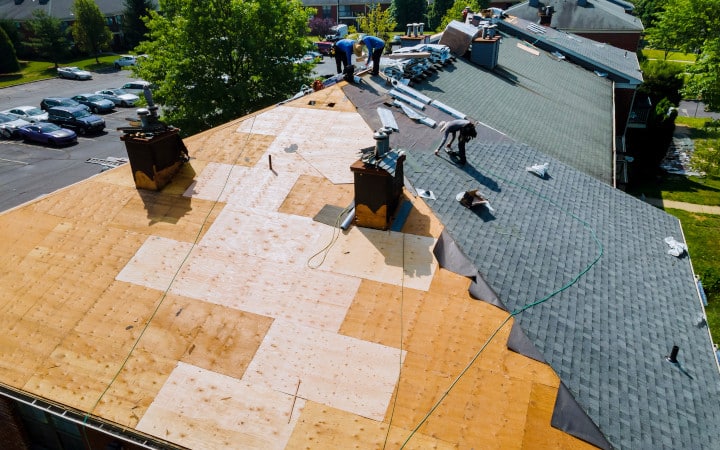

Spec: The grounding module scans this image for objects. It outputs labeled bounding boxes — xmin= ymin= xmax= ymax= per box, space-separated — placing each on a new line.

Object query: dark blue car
xmin=46 ymin=106 xmax=105 ymax=135
xmin=17 ymin=122 xmax=77 ymax=146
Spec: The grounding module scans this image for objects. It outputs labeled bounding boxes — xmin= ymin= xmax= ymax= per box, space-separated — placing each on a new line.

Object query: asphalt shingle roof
xmin=498 ymin=15 xmax=643 ymax=85
xmin=410 ymin=34 xmax=615 ymax=184
xmin=506 ymin=0 xmax=644 ymax=32
xmin=400 ymin=137 xmax=720 ymax=449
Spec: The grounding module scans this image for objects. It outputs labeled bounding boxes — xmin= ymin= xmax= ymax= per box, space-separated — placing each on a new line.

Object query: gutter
xmin=0 ymin=382 xmax=186 ymax=450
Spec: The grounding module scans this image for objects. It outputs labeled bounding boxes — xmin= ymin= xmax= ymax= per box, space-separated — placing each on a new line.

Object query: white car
xmin=94 ymin=89 xmax=140 ymax=107
xmin=113 ymin=55 xmax=137 ymax=69
xmin=57 ymin=66 xmax=92 ymax=80
xmin=3 ymin=106 xmax=48 ymax=123
xmin=0 ymin=113 xmax=31 ymax=138
xmin=120 ymin=80 xmax=153 ymax=95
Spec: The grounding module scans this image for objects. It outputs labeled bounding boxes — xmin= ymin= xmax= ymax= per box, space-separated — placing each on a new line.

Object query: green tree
xmin=27 ymin=10 xmax=68 ymax=68
xmin=122 ymin=0 xmax=154 ymax=50
xmin=645 ymin=0 xmax=719 ymax=55
xmin=0 ymin=19 xmax=23 ymax=57
xmin=683 ymin=38 xmax=720 ymax=111
xmin=72 ymin=0 xmax=113 ymax=63
xmin=439 ymin=1 xmax=487 ymax=31
xmin=357 ymin=4 xmax=397 ymax=42
xmin=135 ymin=0 xmax=313 ymax=136
xmin=427 ymin=0 xmax=454 ymax=31
xmin=629 ymin=0 xmax=669 ymax=29
xmin=0 ymin=26 xmax=20 ymax=74
xmin=390 ymin=0 xmax=427 ymax=32
xmin=638 ymin=59 xmax=684 ymax=105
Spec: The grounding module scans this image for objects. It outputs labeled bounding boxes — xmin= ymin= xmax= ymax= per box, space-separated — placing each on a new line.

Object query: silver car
xmin=0 ymin=113 xmax=31 ymax=138
xmin=94 ymin=89 xmax=140 ymax=107
xmin=57 ymin=66 xmax=93 ymax=80
xmin=3 ymin=106 xmax=49 ymax=123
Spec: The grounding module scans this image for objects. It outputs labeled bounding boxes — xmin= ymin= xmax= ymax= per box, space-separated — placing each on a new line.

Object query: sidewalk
xmin=644 ymin=197 xmax=720 ymax=214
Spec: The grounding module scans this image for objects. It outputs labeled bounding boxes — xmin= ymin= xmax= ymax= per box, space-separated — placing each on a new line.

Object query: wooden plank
xmin=137 ymin=362 xmax=303 ymax=449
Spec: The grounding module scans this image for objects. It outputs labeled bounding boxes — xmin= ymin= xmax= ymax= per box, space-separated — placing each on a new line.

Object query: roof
xmin=1 ymin=50 xmax=718 ymax=450
xmin=506 ymin=0 xmax=643 ymax=33
xmin=0 ymin=0 xmax=154 ymax=21
xmin=499 ymin=15 xmax=643 ymax=86
xmin=411 ymin=32 xmax=615 ymax=184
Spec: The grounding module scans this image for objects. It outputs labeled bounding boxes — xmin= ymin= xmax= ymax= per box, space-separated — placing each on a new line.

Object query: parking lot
xmin=0 ymin=70 xmax=147 ymax=211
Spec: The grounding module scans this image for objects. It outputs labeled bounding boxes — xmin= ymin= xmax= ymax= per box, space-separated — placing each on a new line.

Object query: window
xmin=339 ymin=5 xmax=352 ymax=18
xmin=322 ymin=5 xmax=331 ymax=18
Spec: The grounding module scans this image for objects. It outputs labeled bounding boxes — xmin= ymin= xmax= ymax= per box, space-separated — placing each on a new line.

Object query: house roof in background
xmin=411 ymin=31 xmax=615 ymax=184
xmin=506 ymin=0 xmax=643 ymax=32
xmin=499 ymin=15 xmax=643 ymax=86
xmin=0 ymin=0 xmax=155 ymax=21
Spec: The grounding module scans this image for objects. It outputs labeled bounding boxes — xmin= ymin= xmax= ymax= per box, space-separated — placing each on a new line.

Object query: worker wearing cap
xmin=333 ymin=38 xmax=356 ymax=74
xmin=358 ymin=35 xmax=385 ymax=76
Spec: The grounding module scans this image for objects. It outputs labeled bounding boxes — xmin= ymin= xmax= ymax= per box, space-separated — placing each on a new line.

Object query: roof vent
xmin=666 ymin=345 xmax=679 ymax=363
xmin=578 ymin=0 xmax=588 ymax=6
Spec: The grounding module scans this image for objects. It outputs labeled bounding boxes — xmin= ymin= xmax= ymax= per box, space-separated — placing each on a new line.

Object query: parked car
xmin=0 ymin=113 xmax=30 ymax=138
xmin=16 ymin=122 xmax=77 ymax=146
xmin=57 ymin=66 xmax=92 ymax=80
xmin=40 ymin=97 xmax=90 ymax=112
xmin=71 ymin=94 xmax=116 ymax=114
xmin=46 ymin=106 xmax=105 ymax=135
xmin=120 ymin=80 xmax=153 ymax=95
xmin=113 ymin=55 xmax=137 ymax=69
xmin=94 ymin=89 xmax=139 ymax=107
xmin=2 ymin=106 xmax=48 ymax=123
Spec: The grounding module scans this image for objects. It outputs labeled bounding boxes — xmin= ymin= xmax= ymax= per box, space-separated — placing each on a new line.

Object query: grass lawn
xmin=641 ymin=48 xmax=697 ymax=63
xmin=0 ymin=55 xmax=120 ymax=89
xmin=666 ymin=208 xmax=720 ymax=341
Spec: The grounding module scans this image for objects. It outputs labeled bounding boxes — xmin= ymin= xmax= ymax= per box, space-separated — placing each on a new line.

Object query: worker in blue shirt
xmin=359 ymin=35 xmax=385 ymax=76
xmin=333 ymin=39 xmax=356 ymax=74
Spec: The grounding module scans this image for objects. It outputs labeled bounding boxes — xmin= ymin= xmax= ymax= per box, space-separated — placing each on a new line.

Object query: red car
xmin=315 ymin=41 xmax=334 ymax=56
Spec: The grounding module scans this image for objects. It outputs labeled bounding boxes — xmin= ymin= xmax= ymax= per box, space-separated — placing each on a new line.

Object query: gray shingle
xmin=402 ymin=138 xmax=720 ymax=449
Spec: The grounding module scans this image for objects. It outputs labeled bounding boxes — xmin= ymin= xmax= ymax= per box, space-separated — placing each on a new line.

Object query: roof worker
xmin=358 ymin=35 xmax=385 ymax=76
xmin=434 ymin=119 xmax=477 ymax=166
xmin=333 ymin=38 xmax=356 ymax=74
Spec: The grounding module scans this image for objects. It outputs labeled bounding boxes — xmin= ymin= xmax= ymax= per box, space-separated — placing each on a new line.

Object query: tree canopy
xmin=643 ymin=0 xmax=719 ymax=109
xmin=27 ymin=10 xmax=68 ymax=68
xmin=72 ymin=0 xmax=113 ymax=63
xmin=135 ymin=0 xmax=313 ymax=136
xmin=0 ymin=26 xmax=20 ymax=74
xmin=122 ymin=0 xmax=154 ymax=50
xmin=389 ymin=0 xmax=427 ymax=32
xmin=438 ymin=1 xmax=488 ymax=32
xmin=357 ymin=4 xmax=397 ymax=42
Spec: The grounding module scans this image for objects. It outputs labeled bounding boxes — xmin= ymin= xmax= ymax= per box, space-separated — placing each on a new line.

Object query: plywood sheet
xmin=183 ymin=161 xmax=302 ymax=212
xmin=278 ymin=174 xmax=354 ymax=219
xmin=170 ymin=245 xmax=359 ymax=332
xmin=290 ymin=84 xmax=358 ymax=112
xmin=318 ymin=227 xmax=437 ymax=291
xmin=243 ymin=320 xmax=405 ymax=421
xmin=236 ymin=105 xmax=375 ymax=184
xmin=400 ymin=190 xmax=446 ymax=238
xmin=29 ymin=179 xmax=135 ymax=224
xmin=199 ymin=206 xmax=330 ymax=266
xmin=286 ymin=401 xmax=457 ymax=449
xmin=0 ymin=208 xmax=62 ymax=274
xmin=185 ymin=122 xmax=275 ymax=166
xmin=137 ymin=362 xmax=304 ymax=450
xmin=116 ymin=236 xmax=194 ymax=292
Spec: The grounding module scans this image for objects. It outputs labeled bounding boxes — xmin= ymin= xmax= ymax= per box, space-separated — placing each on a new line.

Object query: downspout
xmin=612 ymin=81 xmax=617 ymax=188
xmin=0 ymin=383 xmax=185 ymax=450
